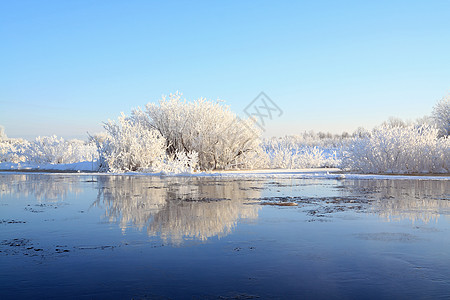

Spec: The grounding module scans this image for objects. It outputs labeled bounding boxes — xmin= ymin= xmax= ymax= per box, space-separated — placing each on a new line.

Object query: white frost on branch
xmin=134 ymin=92 xmax=262 ymax=170
xmin=432 ymin=95 xmax=450 ymax=137
xmin=342 ymin=124 xmax=449 ymax=174
xmin=95 ymin=113 xmax=167 ymax=172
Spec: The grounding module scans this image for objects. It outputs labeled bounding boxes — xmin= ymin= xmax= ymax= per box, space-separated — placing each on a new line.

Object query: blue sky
xmin=1 ymin=0 xmax=449 ymax=139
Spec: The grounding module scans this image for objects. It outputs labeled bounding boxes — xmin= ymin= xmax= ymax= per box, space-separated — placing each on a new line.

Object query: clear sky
xmin=1 ymin=0 xmax=449 ymax=140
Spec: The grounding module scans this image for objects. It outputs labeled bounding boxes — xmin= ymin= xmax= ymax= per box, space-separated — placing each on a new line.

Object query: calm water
xmin=0 ymin=174 xmax=449 ymax=299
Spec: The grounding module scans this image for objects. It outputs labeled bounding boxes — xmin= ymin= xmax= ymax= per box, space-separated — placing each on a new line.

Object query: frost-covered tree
xmin=24 ymin=135 xmax=97 ymax=164
xmin=262 ymin=138 xmax=340 ymax=169
xmin=0 ymin=125 xmax=97 ymax=165
xmin=0 ymin=126 xmax=6 ymax=140
xmin=133 ymin=92 xmax=261 ymax=170
xmin=27 ymin=135 xmax=68 ymax=164
xmin=352 ymin=127 xmax=370 ymax=138
xmin=96 ymin=113 xmax=167 ymax=172
xmin=342 ymin=124 xmax=449 ymax=174
xmin=432 ymin=96 xmax=450 ymax=137
xmin=0 ymin=137 xmax=30 ymax=164
xmin=382 ymin=117 xmax=409 ymax=128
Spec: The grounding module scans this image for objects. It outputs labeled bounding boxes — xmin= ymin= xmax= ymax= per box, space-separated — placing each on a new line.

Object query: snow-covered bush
xmin=133 ymin=92 xmax=261 ymax=170
xmin=342 ymin=124 xmax=449 ymax=173
xmin=94 ymin=93 xmax=262 ymax=172
xmin=25 ymin=135 xmax=69 ymax=164
xmin=262 ymin=140 xmax=340 ymax=169
xmin=0 ymin=127 xmax=28 ymax=163
xmin=0 ymin=135 xmax=97 ymax=165
xmin=24 ymin=135 xmax=97 ymax=164
xmin=264 ymin=131 xmax=352 ymax=150
xmin=260 ymin=130 xmax=355 ymax=169
xmin=96 ymin=113 xmax=167 ymax=172
xmin=157 ymin=151 xmax=199 ymax=174
xmin=0 ymin=126 xmax=6 ymax=140
xmin=432 ymin=96 xmax=450 ymax=137
xmin=0 ymin=138 xmax=29 ymax=163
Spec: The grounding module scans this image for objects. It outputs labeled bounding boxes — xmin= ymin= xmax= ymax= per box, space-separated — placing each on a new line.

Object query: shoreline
xmin=1 ymin=167 xmax=449 ymax=181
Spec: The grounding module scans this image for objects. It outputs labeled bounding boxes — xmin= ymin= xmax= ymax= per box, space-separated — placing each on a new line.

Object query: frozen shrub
xmin=352 ymin=127 xmax=370 ymax=138
xmin=263 ymin=131 xmax=353 ymax=150
xmin=26 ymin=135 xmax=67 ymax=164
xmin=260 ymin=131 xmax=352 ymax=169
xmin=0 ymin=129 xmax=118 ymax=170
xmin=68 ymin=139 xmax=98 ymax=163
xmin=0 ymin=127 xmax=29 ymax=163
xmin=133 ymin=92 xmax=261 ymax=170
xmin=0 ymin=126 xmax=6 ymax=140
xmin=0 ymin=138 xmax=29 ymax=163
xmin=381 ymin=117 xmax=410 ymax=128
xmin=0 ymin=127 xmax=97 ymax=166
xmin=262 ymin=141 xmax=340 ymax=169
xmin=432 ymin=96 xmax=450 ymax=137
xmin=96 ymin=113 xmax=167 ymax=172
xmin=342 ymin=125 xmax=449 ymax=174
xmin=24 ymin=135 xmax=97 ymax=164
xmin=158 ymin=151 xmax=199 ymax=174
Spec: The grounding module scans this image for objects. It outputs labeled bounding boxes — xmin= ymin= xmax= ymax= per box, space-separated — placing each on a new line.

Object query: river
xmin=1 ymin=173 xmax=449 ymax=299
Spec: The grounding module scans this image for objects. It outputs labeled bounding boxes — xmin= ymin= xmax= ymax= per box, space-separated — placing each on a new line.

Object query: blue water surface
xmin=0 ymin=174 xmax=449 ymax=299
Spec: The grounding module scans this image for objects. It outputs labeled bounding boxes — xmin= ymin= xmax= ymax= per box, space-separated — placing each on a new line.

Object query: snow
xmin=181 ymin=169 xmax=449 ymax=180
xmin=1 ymin=163 xmax=448 ymax=181
xmin=0 ymin=161 xmax=99 ymax=172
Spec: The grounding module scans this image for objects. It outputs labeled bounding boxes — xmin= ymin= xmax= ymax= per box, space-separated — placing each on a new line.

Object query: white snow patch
xmin=0 ymin=161 xmax=99 ymax=172
xmin=0 ymin=164 xmax=448 ymax=181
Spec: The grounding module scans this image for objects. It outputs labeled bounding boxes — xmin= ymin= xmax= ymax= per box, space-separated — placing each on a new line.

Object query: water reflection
xmin=0 ymin=174 xmax=82 ymax=201
xmin=93 ymin=176 xmax=262 ymax=244
xmin=341 ymin=179 xmax=450 ymax=223
xmin=1 ymin=173 xmax=448 ymax=239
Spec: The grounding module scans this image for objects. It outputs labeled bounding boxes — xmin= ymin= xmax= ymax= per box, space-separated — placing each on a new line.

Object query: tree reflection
xmin=0 ymin=174 xmax=82 ymax=201
xmin=93 ymin=176 xmax=261 ymax=244
xmin=2 ymin=173 xmax=447 ymax=237
xmin=343 ymin=179 xmax=450 ymax=223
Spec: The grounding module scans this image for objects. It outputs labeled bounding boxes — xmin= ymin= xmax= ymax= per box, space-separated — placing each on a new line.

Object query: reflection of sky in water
xmin=0 ymin=174 xmax=83 ymax=201
xmin=0 ymin=175 xmax=262 ymax=244
xmin=260 ymin=177 xmax=449 ymax=224
xmin=341 ymin=179 xmax=450 ymax=224
xmin=262 ymin=178 xmax=343 ymax=198
xmin=93 ymin=176 xmax=261 ymax=244
xmin=0 ymin=174 xmax=449 ymax=299
xmin=1 ymin=174 xmax=449 ymax=240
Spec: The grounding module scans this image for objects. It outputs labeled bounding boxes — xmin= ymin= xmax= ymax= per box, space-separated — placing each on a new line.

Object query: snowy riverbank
xmin=0 ymin=161 xmax=99 ymax=172
xmin=1 ymin=162 xmax=448 ymax=181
